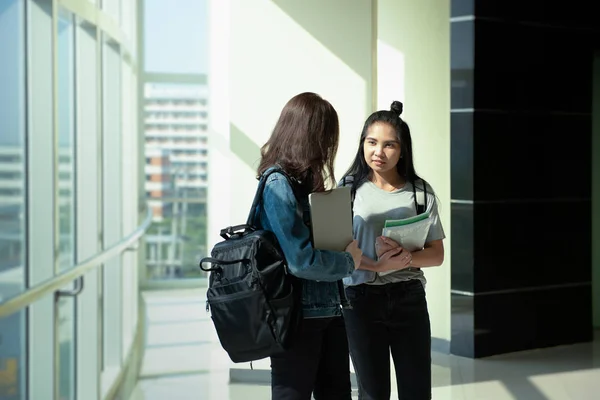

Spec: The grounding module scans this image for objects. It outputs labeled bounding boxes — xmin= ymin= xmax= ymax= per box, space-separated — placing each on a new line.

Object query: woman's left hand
xmin=393 ymin=248 xmax=412 ymax=270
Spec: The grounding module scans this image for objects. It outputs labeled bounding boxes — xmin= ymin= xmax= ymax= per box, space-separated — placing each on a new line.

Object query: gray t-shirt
xmin=343 ymin=178 xmax=445 ymax=287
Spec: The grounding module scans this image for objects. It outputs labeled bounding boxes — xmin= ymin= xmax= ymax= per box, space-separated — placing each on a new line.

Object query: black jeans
xmin=344 ymin=280 xmax=431 ymax=400
xmin=270 ymin=316 xmax=352 ymax=400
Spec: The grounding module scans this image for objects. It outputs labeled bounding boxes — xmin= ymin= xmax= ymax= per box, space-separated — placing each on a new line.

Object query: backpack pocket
xmin=208 ymin=288 xmax=276 ymax=362
xmin=268 ymin=285 xmax=302 ymax=349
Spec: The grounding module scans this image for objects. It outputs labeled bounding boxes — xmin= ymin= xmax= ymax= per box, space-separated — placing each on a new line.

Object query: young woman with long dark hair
xmin=340 ymin=101 xmax=446 ymax=400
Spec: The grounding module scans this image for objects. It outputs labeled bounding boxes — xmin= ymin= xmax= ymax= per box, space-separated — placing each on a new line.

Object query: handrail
xmin=0 ymin=207 xmax=153 ymax=319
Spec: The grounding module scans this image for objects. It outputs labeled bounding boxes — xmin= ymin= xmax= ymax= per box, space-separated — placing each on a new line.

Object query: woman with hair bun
xmin=340 ymin=101 xmax=446 ymax=400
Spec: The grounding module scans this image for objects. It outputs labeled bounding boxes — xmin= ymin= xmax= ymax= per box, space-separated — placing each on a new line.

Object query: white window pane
xmin=27 ymin=0 xmax=56 ymax=398
xmin=0 ymin=0 xmax=26 ymax=297
xmin=0 ymin=0 xmax=26 ymax=364
xmin=57 ymin=9 xmax=76 ymax=400
xmin=75 ymin=23 xmax=101 ymax=400
xmin=57 ymin=10 xmax=76 ymax=273
xmin=0 ymin=24 xmax=27 ymax=400
xmin=102 ymin=40 xmax=123 ymax=369
xmin=57 ymin=297 xmax=75 ymax=400
xmin=121 ymin=61 xmax=137 ymax=356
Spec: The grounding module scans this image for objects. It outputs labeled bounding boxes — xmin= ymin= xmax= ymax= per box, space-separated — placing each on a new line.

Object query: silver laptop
xmin=308 ymin=186 xmax=354 ymax=252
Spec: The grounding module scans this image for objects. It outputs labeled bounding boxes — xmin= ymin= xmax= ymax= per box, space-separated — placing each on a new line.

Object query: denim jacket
xmin=256 ymin=168 xmax=355 ymax=318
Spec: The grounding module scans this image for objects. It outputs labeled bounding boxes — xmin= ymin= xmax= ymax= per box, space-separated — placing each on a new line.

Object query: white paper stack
xmin=379 ymin=212 xmax=432 ymax=276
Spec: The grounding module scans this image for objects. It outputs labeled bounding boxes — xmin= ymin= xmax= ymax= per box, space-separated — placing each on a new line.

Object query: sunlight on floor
xmin=129 ymin=289 xmax=600 ymax=400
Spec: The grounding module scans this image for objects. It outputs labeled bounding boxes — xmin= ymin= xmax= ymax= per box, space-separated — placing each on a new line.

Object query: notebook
xmin=379 ymin=213 xmax=432 ymax=276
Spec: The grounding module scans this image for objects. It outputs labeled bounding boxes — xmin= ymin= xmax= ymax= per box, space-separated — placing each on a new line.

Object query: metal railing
xmin=0 ymin=207 xmax=153 ymax=319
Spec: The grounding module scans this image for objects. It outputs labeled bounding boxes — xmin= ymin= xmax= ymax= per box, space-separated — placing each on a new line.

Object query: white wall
xmin=208 ymin=0 xmax=374 ymax=250
xmin=226 ymin=0 xmax=374 ymax=224
xmin=207 ymin=0 xmax=232 ymax=252
xmin=378 ymin=0 xmax=451 ymax=342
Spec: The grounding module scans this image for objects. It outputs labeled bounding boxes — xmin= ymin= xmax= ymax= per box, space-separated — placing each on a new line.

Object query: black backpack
xmin=199 ymin=168 xmax=303 ymax=363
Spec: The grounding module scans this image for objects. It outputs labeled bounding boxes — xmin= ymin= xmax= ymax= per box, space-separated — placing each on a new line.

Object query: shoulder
xmin=413 ymin=179 xmax=436 ymax=196
xmin=265 ymin=171 xmax=289 ymax=185
xmin=412 ymin=179 xmax=440 ymax=211
xmin=261 ymin=166 xmax=291 ymax=185
xmin=262 ymin=168 xmax=296 ymax=203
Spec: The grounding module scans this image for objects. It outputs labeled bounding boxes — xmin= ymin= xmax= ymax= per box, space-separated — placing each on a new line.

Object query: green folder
xmin=384 ymin=211 xmax=430 ymax=228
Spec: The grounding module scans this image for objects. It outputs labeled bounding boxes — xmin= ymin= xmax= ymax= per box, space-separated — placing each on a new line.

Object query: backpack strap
xmin=339 ymin=175 xmax=356 ymax=310
xmin=341 ymin=175 xmax=356 ymax=213
xmin=412 ymin=179 xmax=427 ymax=215
xmin=246 ymin=167 xmax=297 ymax=227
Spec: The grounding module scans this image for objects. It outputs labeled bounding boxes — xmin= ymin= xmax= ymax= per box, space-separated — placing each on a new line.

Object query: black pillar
xmin=450 ymin=0 xmax=600 ymax=358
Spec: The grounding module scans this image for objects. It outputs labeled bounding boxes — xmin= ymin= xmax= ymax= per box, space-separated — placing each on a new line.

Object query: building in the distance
xmin=144 ymin=82 xmax=209 ymax=208
xmin=143 ymin=82 xmax=209 ymax=278
xmin=145 ymin=147 xmax=172 ymax=221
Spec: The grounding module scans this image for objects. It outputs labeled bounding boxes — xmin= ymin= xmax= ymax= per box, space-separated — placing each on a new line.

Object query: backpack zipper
xmin=208 ymin=289 xmax=260 ymax=304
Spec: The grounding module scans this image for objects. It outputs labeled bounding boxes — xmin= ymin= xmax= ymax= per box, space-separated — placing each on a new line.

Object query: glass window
xmin=57 ymin=9 xmax=76 ymax=273
xmin=73 ymin=22 xmax=102 ymax=400
xmin=0 ymin=0 xmax=26 ymax=293
xmin=102 ymin=39 xmax=123 ymax=370
xmin=144 ymin=0 xmax=208 ymax=74
xmin=57 ymin=9 xmax=76 ymax=400
xmin=0 ymin=1 xmax=27 ymax=398
xmin=144 ymin=84 xmax=208 ymax=280
xmin=142 ymin=0 xmax=210 ymax=283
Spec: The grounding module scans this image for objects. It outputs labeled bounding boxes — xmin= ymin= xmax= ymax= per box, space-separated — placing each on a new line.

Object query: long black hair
xmin=342 ymin=101 xmax=425 ymax=192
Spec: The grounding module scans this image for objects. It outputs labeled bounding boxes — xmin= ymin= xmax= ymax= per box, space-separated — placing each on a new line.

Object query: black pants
xmin=344 ymin=280 xmax=431 ymax=400
xmin=270 ymin=316 xmax=352 ymax=400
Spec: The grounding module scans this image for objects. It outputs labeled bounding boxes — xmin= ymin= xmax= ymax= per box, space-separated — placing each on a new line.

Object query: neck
xmin=370 ymin=170 xmax=405 ymax=190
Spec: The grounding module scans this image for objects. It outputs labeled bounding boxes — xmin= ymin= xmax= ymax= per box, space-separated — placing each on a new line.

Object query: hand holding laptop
xmin=345 ymin=240 xmax=362 ymax=270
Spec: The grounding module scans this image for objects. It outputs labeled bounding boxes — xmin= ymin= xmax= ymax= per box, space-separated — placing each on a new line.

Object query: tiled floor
xmin=130 ymin=289 xmax=600 ymax=400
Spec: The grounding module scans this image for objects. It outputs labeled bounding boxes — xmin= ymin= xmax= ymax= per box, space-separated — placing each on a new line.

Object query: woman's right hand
xmin=377 ymin=247 xmax=404 ymax=272
xmin=345 ymin=240 xmax=363 ymax=270
xmin=375 ymin=236 xmax=400 ymax=258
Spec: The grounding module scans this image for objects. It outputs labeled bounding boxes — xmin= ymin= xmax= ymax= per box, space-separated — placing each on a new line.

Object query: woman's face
xmin=363 ymin=122 xmax=401 ymax=174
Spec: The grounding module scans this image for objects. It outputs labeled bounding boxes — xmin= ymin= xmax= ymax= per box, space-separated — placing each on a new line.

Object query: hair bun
xmin=390 ymin=101 xmax=403 ymax=116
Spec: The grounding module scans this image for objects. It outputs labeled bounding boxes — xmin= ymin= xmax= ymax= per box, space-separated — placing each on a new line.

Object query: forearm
xmin=409 ymin=246 xmax=444 ymax=268
xmin=288 ymin=249 xmax=354 ymax=281
xmin=357 ymin=255 xmax=382 ymax=272
xmin=357 ymin=254 xmax=402 ymax=272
